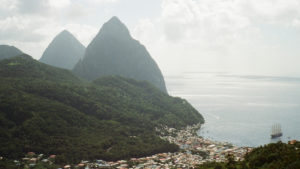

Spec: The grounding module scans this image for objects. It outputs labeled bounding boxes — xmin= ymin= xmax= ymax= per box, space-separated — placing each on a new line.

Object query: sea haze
xmin=166 ymin=72 xmax=300 ymax=147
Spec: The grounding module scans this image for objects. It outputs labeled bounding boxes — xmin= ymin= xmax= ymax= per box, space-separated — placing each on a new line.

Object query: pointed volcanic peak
xmin=39 ymin=30 xmax=85 ymax=70
xmin=96 ymin=16 xmax=131 ymax=39
xmin=73 ymin=16 xmax=167 ymax=93
xmin=0 ymin=45 xmax=23 ymax=60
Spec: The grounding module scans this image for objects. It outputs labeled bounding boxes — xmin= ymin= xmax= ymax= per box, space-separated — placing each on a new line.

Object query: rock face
xmin=73 ymin=17 xmax=167 ymax=93
xmin=39 ymin=30 xmax=85 ymax=70
xmin=0 ymin=45 xmax=23 ymax=60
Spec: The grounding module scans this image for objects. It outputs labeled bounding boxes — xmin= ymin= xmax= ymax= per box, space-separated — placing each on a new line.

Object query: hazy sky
xmin=1 ymin=0 xmax=300 ymax=76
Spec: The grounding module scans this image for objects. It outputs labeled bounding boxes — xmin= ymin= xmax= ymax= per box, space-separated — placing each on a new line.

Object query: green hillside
xmin=197 ymin=141 xmax=300 ymax=169
xmin=0 ymin=45 xmax=23 ymax=60
xmin=0 ymin=54 xmax=78 ymax=82
xmin=0 ymin=56 xmax=204 ymax=164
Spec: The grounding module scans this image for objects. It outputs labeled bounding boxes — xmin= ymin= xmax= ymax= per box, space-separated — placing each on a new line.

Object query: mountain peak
xmin=108 ymin=16 xmax=122 ymax=23
xmin=39 ymin=30 xmax=85 ymax=70
xmin=73 ymin=17 xmax=168 ymax=93
xmin=54 ymin=30 xmax=76 ymax=41
xmin=58 ymin=30 xmax=72 ymax=36
xmin=99 ymin=16 xmax=130 ymax=38
xmin=0 ymin=45 xmax=23 ymax=60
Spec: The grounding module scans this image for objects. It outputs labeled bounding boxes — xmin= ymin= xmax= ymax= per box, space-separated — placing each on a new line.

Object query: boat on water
xmin=271 ymin=123 xmax=283 ymax=139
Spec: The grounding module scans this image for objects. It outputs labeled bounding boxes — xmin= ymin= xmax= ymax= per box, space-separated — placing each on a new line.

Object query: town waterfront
xmin=9 ymin=123 xmax=251 ymax=168
xmin=166 ymin=72 xmax=300 ymax=147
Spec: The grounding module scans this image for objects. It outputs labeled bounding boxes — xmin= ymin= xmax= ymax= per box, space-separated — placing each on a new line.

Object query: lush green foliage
xmin=196 ymin=141 xmax=300 ymax=169
xmin=244 ymin=141 xmax=300 ymax=169
xmin=0 ymin=56 xmax=204 ymax=164
xmin=0 ymin=159 xmax=59 ymax=169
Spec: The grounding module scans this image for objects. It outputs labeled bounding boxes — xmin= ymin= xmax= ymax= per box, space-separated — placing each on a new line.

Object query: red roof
xmin=27 ymin=152 xmax=35 ymax=156
xmin=289 ymin=140 xmax=297 ymax=145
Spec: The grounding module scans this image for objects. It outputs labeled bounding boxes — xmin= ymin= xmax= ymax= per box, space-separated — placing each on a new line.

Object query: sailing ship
xmin=271 ymin=123 xmax=283 ymax=139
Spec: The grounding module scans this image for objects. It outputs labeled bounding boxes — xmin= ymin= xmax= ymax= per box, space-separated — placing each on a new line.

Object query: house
xmin=30 ymin=158 xmax=37 ymax=163
xmin=27 ymin=152 xmax=35 ymax=156
xmin=64 ymin=164 xmax=71 ymax=169
xmin=289 ymin=140 xmax=297 ymax=145
xmin=49 ymin=155 xmax=56 ymax=159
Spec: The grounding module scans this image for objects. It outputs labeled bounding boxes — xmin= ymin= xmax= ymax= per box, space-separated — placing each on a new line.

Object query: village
xmin=104 ymin=124 xmax=253 ymax=169
xmin=1 ymin=123 xmax=253 ymax=169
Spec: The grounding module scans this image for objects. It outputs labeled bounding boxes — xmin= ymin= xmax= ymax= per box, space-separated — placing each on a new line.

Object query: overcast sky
xmin=1 ymin=0 xmax=300 ymax=76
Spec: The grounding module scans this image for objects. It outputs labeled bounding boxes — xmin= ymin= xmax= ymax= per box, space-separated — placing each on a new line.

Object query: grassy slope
xmin=197 ymin=141 xmax=300 ymax=169
xmin=0 ymin=56 xmax=204 ymax=163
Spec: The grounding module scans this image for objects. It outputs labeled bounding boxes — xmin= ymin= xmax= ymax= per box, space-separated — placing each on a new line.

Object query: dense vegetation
xmin=197 ymin=141 xmax=300 ymax=169
xmin=0 ymin=56 xmax=204 ymax=164
xmin=0 ymin=159 xmax=60 ymax=169
xmin=73 ymin=16 xmax=167 ymax=93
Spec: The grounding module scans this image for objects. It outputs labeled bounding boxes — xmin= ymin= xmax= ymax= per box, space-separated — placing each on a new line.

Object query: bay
xmin=165 ymin=72 xmax=300 ymax=147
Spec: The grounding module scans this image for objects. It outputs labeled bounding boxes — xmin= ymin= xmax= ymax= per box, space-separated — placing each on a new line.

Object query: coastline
xmin=86 ymin=123 xmax=252 ymax=168
xmin=3 ymin=123 xmax=253 ymax=169
xmin=104 ymin=123 xmax=252 ymax=168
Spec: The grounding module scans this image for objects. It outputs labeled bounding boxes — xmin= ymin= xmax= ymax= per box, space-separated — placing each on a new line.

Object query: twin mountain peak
xmin=39 ymin=16 xmax=167 ymax=93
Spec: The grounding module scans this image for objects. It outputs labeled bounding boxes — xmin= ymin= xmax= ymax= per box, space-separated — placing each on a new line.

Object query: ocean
xmin=165 ymin=72 xmax=300 ymax=147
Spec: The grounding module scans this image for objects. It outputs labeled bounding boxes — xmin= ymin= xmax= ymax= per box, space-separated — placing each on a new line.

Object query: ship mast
xmin=278 ymin=124 xmax=282 ymax=133
xmin=271 ymin=123 xmax=283 ymax=139
xmin=271 ymin=124 xmax=282 ymax=135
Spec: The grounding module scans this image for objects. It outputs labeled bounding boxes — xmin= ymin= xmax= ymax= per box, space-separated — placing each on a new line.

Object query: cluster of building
xmin=2 ymin=123 xmax=253 ymax=169
xmin=159 ymin=123 xmax=253 ymax=163
xmin=81 ymin=123 xmax=252 ymax=168
xmin=6 ymin=152 xmax=56 ymax=168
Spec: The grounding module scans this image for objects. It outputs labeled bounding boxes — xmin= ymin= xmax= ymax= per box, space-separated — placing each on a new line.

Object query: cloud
xmin=0 ymin=16 xmax=46 ymax=42
xmin=63 ymin=23 xmax=99 ymax=46
xmin=1 ymin=0 xmax=300 ymax=75
xmin=133 ymin=0 xmax=300 ymax=75
xmin=86 ymin=0 xmax=119 ymax=4
xmin=0 ymin=0 xmax=17 ymax=18
xmin=0 ymin=0 xmax=18 ymax=11
xmin=16 ymin=0 xmax=50 ymax=14
xmin=0 ymin=0 xmax=104 ymax=59
xmin=160 ymin=0 xmax=253 ymax=44
xmin=49 ymin=0 xmax=71 ymax=9
xmin=134 ymin=0 xmax=255 ymax=54
xmin=14 ymin=0 xmax=72 ymax=14
xmin=65 ymin=2 xmax=89 ymax=20
xmin=135 ymin=0 xmax=300 ymax=46
xmin=241 ymin=0 xmax=300 ymax=21
xmin=292 ymin=18 xmax=300 ymax=28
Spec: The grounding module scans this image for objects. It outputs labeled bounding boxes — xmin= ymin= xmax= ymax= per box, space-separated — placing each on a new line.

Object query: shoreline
xmin=3 ymin=123 xmax=253 ymax=169
xmin=93 ymin=123 xmax=252 ymax=168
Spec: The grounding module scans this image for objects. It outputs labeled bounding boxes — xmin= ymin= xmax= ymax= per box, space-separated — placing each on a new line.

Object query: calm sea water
xmin=165 ymin=72 xmax=300 ymax=147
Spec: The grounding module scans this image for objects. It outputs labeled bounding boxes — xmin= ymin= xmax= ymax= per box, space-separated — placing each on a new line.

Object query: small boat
xmin=271 ymin=123 xmax=283 ymax=139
